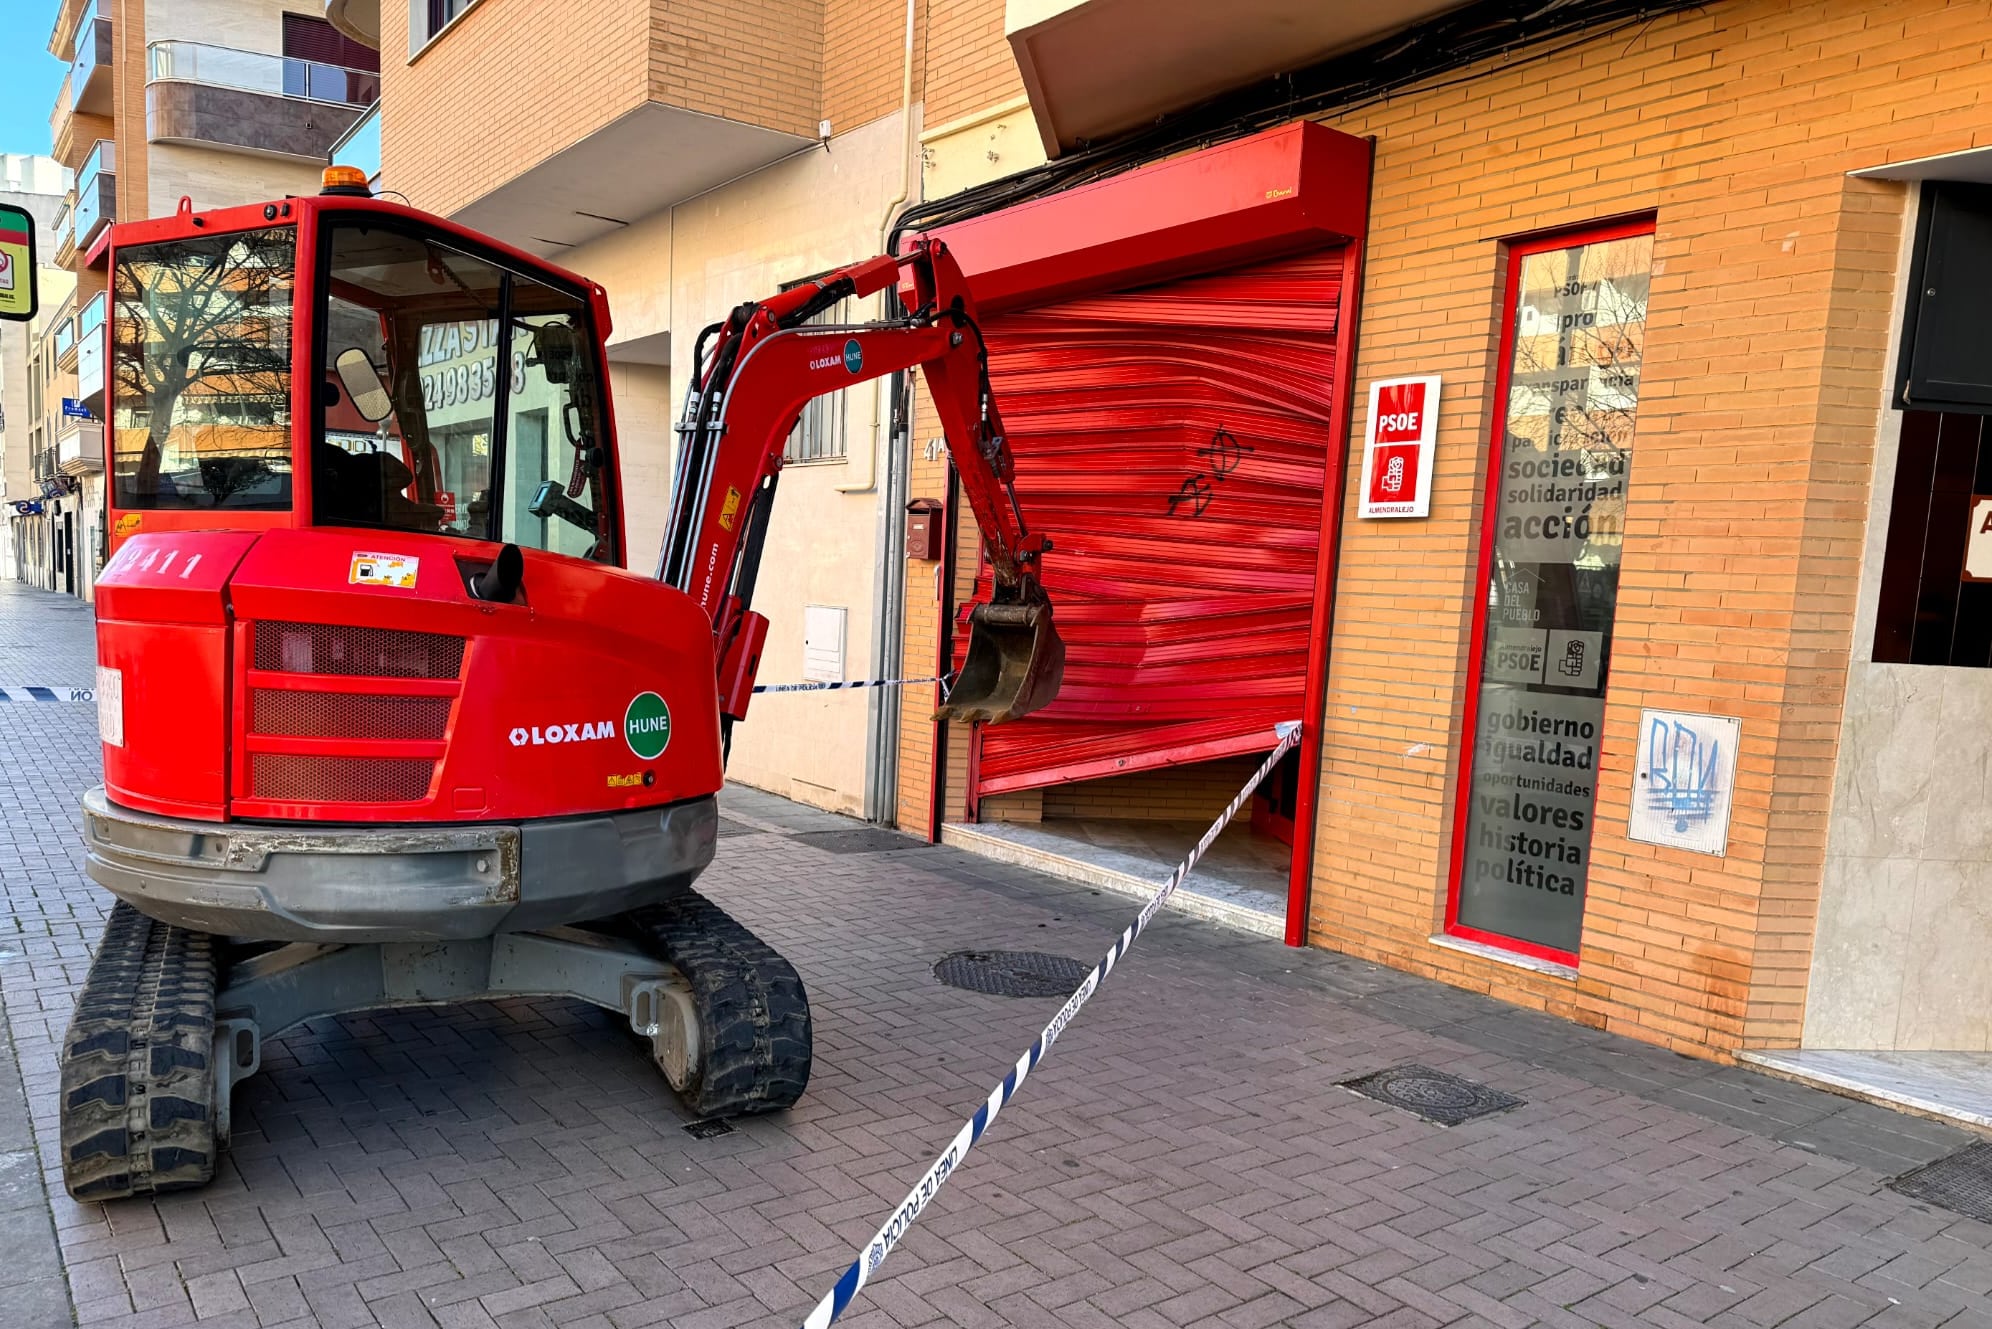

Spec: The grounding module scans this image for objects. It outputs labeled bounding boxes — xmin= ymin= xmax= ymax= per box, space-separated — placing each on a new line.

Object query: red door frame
xmin=1442 ymin=213 xmax=1658 ymax=968
xmin=916 ymin=121 xmax=1375 ymax=945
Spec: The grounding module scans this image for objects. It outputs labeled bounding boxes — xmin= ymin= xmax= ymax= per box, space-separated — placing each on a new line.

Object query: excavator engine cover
xmin=942 ymin=590 xmax=1065 ymax=725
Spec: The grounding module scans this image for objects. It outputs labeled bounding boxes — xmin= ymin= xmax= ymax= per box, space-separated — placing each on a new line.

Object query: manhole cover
xmin=791 ymin=828 xmax=924 ymax=854
xmin=1890 ymin=1141 xmax=1992 ymax=1222
xmin=934 ymin=950 xmax=1090 ymax=999
xmin=1341 ymin=1064 xmax=1523 ymax=1126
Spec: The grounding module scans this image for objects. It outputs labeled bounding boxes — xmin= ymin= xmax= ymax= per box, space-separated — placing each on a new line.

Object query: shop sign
xmin=1965 ymin=496 xmax=1992 ymax=582
xmin=1628 ymin=709 xmax=1739 ymax=856
xmin=1453 ymin=226 xmax=1654 ymax=959
xmin=1357 ymin=376 xmax=1440 ymax=518
xmin=62 ymin=398 xmax=91 ymax=420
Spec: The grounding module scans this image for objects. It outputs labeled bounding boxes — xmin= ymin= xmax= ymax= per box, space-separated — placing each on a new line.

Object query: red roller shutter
xmin=964 ymin=246 xmax=1347 ymax=798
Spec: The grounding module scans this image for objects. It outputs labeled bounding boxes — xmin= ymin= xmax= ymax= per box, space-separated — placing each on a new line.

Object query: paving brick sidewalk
xmin=2 ymin=577 xmax=1990 ymax=1329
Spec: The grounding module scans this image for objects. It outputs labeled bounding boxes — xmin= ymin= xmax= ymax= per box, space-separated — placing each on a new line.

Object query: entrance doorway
xmin=950 ymin=246 xmax=1352 ymax=933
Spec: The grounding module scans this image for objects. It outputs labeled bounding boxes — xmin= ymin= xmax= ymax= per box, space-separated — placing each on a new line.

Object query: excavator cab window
xmin=110 ymin=226 xmax=298 ymax=511
xmin=314 ymin=218 xmax=616 ymax=563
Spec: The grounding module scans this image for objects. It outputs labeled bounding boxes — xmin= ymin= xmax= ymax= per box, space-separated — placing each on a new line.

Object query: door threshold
xmin=941 ymin=822 xmax=1285 ymax=939
xmin=1740 ymin=1048 xmax=1992 ymax=1134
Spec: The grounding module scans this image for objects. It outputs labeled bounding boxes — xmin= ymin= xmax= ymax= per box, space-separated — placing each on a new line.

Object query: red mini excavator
xmin=61 ymin=170 xmax=1063 ymax=1200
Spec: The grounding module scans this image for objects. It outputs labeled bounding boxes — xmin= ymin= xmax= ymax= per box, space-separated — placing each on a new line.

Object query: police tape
xmin=0 ymin=686 xmax=92 ymax=702
xmin=797 ymin=719 xmax=1304 ymax=1329
xmin=752 ymin=674 xmax=952 ymax=695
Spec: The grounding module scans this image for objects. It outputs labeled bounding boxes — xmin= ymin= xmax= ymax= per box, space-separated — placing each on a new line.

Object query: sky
xmin=3 ymin=2 xmax=77 ymax=160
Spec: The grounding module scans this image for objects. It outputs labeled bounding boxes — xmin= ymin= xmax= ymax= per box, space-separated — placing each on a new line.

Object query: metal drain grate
xmin=683 ymin=1117 xmax=735 ymax=1139
xmin=792 ymin=828 xmax=924 ymax=854
xmin=935 ymin=950 xmax=1091 ymax=999
xmin=1342 ymin=1064 xmax=1523 ymax=1126
xmin=1890 ymin=1141 xmax=1992 ymax=1222
xmin=715 ymin=817 xmax=758 ymax=837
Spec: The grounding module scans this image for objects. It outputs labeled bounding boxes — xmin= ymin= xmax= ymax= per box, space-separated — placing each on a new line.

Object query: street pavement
xmin=2 ymin=576 xmax=1990 ymax=1329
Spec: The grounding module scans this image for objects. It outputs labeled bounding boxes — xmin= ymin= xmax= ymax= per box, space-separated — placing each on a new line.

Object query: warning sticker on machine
xmin=96 ymin=666 xmax=123 ymax=747
xmin=349 ymin=552 xmax=419 ymax=589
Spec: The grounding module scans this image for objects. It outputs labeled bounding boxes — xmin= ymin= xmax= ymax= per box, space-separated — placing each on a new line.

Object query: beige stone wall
xmin=145 ymin=145 xmax=317 ymax=219
xmin=1806 ymin=190 xmax=1992 ymax=1053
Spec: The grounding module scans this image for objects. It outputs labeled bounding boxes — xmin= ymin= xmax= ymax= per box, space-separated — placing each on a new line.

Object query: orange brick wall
xmin=653 ymin=0 xmax=823 ymax=136
xmin=382 ymin=0 xmax=830 ymax=217
xmin=1300 ymin=0 xmax=1940 ymax=1059
xmin=824 ymin=0 xmax=926 ymax=138
xmin=924 ymin=0 xmax=1022 ymax=130
xmin=380 ymin=0 xmax=651 ymax=217
xmin=897 ymin=0 xmax=1973 ymax=1059
xmin=111 ymin=0 xmax=146 ymax=223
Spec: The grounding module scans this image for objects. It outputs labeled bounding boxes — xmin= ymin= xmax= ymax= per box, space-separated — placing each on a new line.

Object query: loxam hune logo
xmin=510 ymin=719 xmax=614 ymax=747
xmin=624 ymin=692 xmax=673 ymax=759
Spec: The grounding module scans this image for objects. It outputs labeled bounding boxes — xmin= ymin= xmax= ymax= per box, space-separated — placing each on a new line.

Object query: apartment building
xmin=29 ymin=0 xmax=379 ymax=600
xmin=0 ymin=156 xmax=73 ymax=585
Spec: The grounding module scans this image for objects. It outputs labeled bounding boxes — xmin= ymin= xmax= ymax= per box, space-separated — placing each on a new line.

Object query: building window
xmin=1448 ymin=218 xmax=1656 ymax=967
xmin=424 ymin=0 xmax=476 ymax=41
xmin=1872 ymin=410 xmax=1992 ymax=667
xmin=784 ymin=296 xmax=850 ymax=464
xmin=112 ymin=227 xmax=297 ymax=512
xmin=281 ymin=12 xmax=379 ymax=104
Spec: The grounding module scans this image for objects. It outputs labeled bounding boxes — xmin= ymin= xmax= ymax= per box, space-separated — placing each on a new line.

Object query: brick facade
xmin=896 ymin=0 xmax=1977 ymax=1059
xmin=382 ymin=0 xmax=924 ymax=220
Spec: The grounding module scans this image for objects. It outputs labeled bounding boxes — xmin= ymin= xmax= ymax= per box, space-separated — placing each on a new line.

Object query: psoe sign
xmin=1357 ymin=375 xmax=1440 ymax=519
xmin=1965 ymin=496 xmax=1992 ymax=582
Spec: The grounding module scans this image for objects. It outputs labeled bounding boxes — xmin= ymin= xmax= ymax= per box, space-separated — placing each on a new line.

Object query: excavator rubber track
xmin=618 ymin=892 xmax=812 ymax=1118
xmin=59 ymin=902 xmax=218 ymax=1201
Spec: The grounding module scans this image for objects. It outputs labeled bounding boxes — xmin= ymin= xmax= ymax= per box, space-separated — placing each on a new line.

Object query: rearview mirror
xmin=530 ymin=322 xmax=582 ymax=385
xmin=335 ymin=347 xmax=394 ymax=422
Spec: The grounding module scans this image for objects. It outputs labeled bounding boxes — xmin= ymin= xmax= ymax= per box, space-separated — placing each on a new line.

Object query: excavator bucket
xmin=941 ymin=595 xmax=1066 ymax=725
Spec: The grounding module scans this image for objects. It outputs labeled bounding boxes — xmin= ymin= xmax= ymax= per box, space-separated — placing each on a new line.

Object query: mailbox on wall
xmin=906 ymin=498 xmax=943 ymax=561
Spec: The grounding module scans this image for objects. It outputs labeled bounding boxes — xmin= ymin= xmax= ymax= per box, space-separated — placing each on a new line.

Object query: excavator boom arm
xmin=658 ymin=240 xmax=1063 ymax=730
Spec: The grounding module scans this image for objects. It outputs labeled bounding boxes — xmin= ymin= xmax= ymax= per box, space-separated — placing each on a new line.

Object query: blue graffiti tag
xmin=1644 ymin=716 xmax=1720 ymax=833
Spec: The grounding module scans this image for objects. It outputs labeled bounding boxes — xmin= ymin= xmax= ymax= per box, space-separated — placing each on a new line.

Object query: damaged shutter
xmin=964 ymin=247 xmax=1346 ymax=797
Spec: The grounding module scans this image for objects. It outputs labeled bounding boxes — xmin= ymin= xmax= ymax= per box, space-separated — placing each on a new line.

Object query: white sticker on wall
xmin=1628 ymin=708 xmax=1741 ymax=856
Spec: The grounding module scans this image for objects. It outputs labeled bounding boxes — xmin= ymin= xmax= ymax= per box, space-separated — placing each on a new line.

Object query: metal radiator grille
xmin=253 ymin=621 xmax=465 ymax=679
xmin=250 ymin=690 xmax=452 ymax=740
xmin=250 ymin=754 xmax=435 ymax=803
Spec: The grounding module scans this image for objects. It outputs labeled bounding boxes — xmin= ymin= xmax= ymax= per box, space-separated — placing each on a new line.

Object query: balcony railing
xmin=77 ymin=293 xmax=107 ymax=404
xmin=74 ymin=140 xmax=115 ymax=250
xmin=328 ymin=99 xmax=381 ymax=186
xmin=149 ymin=41 xmax=380 ymax=109
xmin=58 ymin=421 xmax=106 ymax=475
xmin=51 ymin=197 xmax=75 ymax=265
xmin=51 ymin=288 xmax=78 ymax=360
xmin=68 ymin=0 xmax=114 ymax=116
